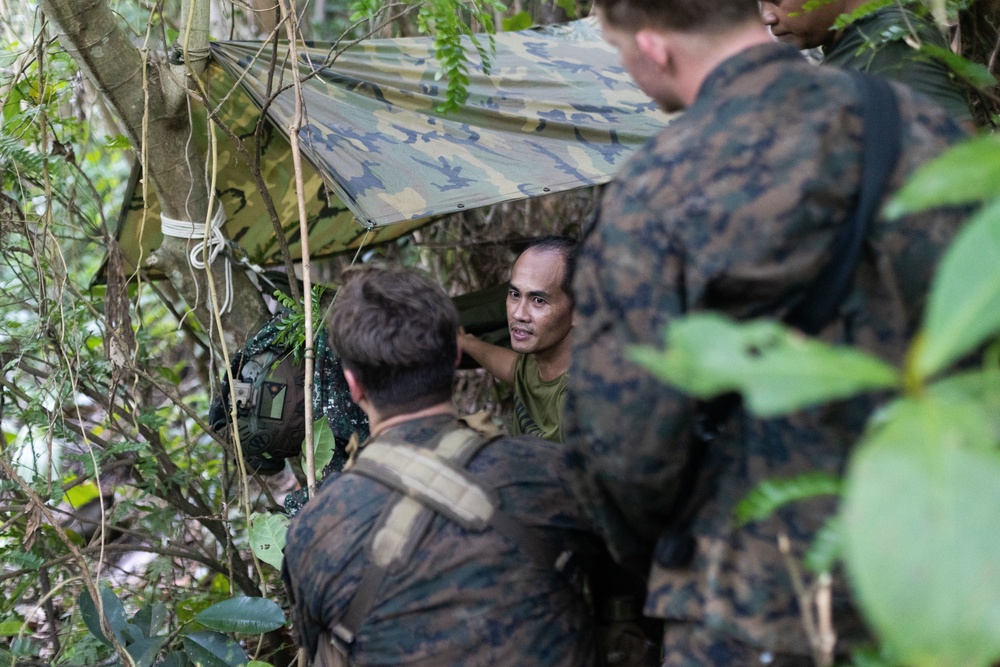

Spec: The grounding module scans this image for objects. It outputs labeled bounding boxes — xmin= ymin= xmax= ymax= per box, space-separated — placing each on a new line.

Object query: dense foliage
xmin=1 ymin=0 xmax=998 ymax=665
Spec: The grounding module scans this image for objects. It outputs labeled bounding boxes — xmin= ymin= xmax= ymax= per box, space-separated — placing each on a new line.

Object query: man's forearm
xmin=459 ymin=332 xmax=517 ymax=384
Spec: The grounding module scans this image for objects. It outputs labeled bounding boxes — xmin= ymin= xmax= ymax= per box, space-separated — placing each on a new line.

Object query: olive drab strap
xmin=323 ymin=423 xmax=573 ymax=663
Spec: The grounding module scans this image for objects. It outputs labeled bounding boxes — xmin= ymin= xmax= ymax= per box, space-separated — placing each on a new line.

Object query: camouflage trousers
xmin=660 ymin=623 xmax=814 ymax=667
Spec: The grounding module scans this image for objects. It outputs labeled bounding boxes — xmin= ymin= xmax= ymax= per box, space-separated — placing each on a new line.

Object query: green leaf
xmin=629 ymin=313 xmax=898 ymax=418
xmin=501 ymin=11 xmax=532 ymax=31
xmin=920 ymin=44 xmax=997 ymax=89
xmin=248 ymin=512 xmax=288 ymax=570
xmin=7 ymin=551 xmax=43 ymax=571
xmin=63 ymin=480 xmax=101 ymax=509
xmin=156 ymin=366 xmax=181 ymax=385
xmin=0 ymin=648 xmax=11 ymax=667
xmin=132 ymin=602 xmax=168 ymax=639
xmin=885 ymin=135 xmax=1000 ymax=217
xmin=127 ymin=635 xmax=168 ymax=667
xmin=555 ymin=0 xmax=578 ymax=19
xmin=829 ymin=0 xmax=893 ymax=29
xmin=912 ymin=197 xmax=1000 ymax=379
xmin=181 ymin=631 xmax=247 ymax=667
xmin=80 ymin=584 xmax=127 ymax=645
xmin=247 ymin=663 xmax=274 ymax=667
xmin=803 ymin=515 xmax=843 ymax=575
xmin=104 ymin=134 xmax=132 ymax=150
xmin=734 ymin=472 xmax=841 ymax=525
xmin=155 ymin=651 xmax=187 ymax=667
xmin=310 ymin=415 xmax=335 ymax=472
xmin=849 ymin=645 xmax=902 ymax=667
xmin=0 ymin=621 xmax=25 ymax=637
xmin=924 ymin=369 xmax=1000 ymax=440
xmin=2 ymin=86 xmax=23 ymax=124
xmin=194 ymin=597 xmax=285 ymax=635
xmin=842 ymin=395 xmax=1000 ymax=667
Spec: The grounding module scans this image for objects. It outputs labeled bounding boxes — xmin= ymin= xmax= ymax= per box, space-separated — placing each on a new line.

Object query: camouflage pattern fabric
xmin=209 ymin=309 xmax=368 ymax=500
xmin=115 ymin=19 xmax=673 ymax=276
xmin=822 ymin=6 xmax=973 ymax=123
xmin=239 ymin=311 xmax=368 ymax=458
xmin=563 ymin=43 xmax=968 ymax=656
xmin=282 ymin=413 xmax=601 ymax=666
xmin=659 ymin=623 xmax=813 ymax=667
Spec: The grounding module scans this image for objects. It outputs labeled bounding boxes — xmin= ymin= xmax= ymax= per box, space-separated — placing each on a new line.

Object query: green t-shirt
xmin=823 ymin=6 xmax=972 ymax=124
xmin=511 ymin=353 xmax=568 ymax=443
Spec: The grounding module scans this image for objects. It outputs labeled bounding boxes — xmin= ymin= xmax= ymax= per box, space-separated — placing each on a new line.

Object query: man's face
xmin=600 ymin=17 xmax=685 ymax=113
xmin=506 ymin=248 xmax=574 ymax=357
xmin=759 ymin=0 xmax=844 ymax=50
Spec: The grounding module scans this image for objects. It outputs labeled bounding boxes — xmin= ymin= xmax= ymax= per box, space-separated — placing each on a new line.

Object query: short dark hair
xmin=595 ymin=0 xmax=758 ymax=32
xmin=520 ymin=235 xmax=578 ymax=303
xmin=326 ymin=265 xmax=458 ymax=416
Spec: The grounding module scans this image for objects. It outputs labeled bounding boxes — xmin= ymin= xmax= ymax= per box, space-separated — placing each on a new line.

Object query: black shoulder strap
xmin=703 ymin=72 xmax=902 ymax=434
xmin=658 ymin=72 xmax=903 ymax=569
xmin=785 ymin=71 xmax=902 ymax=334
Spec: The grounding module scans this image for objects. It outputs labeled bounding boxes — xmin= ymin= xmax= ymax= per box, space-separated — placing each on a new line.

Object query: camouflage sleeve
xmin=564 ymin=168 xmax=700 ymax=574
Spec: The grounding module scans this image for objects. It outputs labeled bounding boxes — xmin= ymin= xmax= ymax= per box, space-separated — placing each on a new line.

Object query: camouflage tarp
xmin=116 ymin=18 xmax=673 ymax=272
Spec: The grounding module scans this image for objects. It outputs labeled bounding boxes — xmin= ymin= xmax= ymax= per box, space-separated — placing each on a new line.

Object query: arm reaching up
xmin=459 ymin=328 xmax=517 ymax=385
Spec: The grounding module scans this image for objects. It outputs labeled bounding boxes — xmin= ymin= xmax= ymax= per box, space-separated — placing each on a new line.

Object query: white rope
xmin=160 ymin=205 xmax=234 ymax=314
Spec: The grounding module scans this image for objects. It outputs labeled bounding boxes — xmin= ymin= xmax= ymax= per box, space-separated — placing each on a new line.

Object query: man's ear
xmin=635 ymin=28 xmax=670 ymax=69
xmin=343 ymin=368 xmax=367 ymax=405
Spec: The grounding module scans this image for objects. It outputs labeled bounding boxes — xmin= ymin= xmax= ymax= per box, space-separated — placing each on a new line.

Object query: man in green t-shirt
xmin=759 ymin=0 xmax=974 ymax=126
xmin=459 ymin=236 xmax=576 ymax=442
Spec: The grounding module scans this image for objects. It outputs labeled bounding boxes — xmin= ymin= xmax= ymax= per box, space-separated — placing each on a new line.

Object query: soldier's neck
xmin=367 ymin=402 xmax=458 ymax=439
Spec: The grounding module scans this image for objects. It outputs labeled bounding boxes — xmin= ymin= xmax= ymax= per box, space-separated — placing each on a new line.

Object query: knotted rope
xmin=160 ymin=205 xmax=233 ymax=314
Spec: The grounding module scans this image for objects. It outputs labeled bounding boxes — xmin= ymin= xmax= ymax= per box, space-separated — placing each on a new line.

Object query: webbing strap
xmin=331 ymin=426 xmax=487 ymax=652
xmin=331 ymin=423 xmax=572 ymax=658
xmin=354 ymin=443 xmax=497 ymax=534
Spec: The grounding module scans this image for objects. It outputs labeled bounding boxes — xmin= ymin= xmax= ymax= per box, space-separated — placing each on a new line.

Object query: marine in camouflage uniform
xmin=565 ymin=0 xmax=968 ymax=661
xmin=758 ymin=0 xmax=973 ymax=124
xmin=282 ymin=265 xmax=601 ymax=666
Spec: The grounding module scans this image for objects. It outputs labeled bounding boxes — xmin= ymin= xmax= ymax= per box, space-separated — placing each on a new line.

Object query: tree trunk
xmin=38 ymin=0 xmax=268 ymax=350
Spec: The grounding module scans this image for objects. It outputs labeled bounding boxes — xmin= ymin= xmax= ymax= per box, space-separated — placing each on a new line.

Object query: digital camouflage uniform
xmin=564 ymin=43 xmax=967 ymax=659
xmin=822 ymin=6 xmax=973 ymax=124
xmin=283 ymin=413 xmax=601 ymax=666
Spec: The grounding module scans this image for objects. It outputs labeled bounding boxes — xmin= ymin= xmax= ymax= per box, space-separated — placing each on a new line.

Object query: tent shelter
xmin=115 ymin=18 xmax=674 ymax=274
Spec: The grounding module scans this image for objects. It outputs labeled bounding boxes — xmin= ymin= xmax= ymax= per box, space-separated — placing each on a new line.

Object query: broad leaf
xmin=885 ymin=135 xmax=1000 ymax=217
xmin=247 ymin=662 xmax=274 ymax=667
xmin=309 ymin=416 xmax=335 ymax=472
xmin=248 ymin=512 xmax=289 ymax=571
xmin=80 ymin=584 xmax=127 ymax=646
xmin=912 ymin=197 xmax=1000 ymax=379
xmin=925 ymin=369 xmax=1000 ymax=438
xmin=132 ymin=602 xmax=168 ymax=639
xmin=0 ymin=622 xmax=23 ymax=637
xmin=920 ymin=44 xmax=997 ymax=89
xmin=629 ymin=313 xmax=898 ymax=417
xmin=127 ymin=635 xmax=168 ymax=667
xmin=182 ymin=632 xmax=248 ymax=667
xmin=194 ymin=597 xmax=285 ymax=635
xmin=155 ymin=651 xmax=188 ymax=667
xmin=735 ymin=472 xmax=841 ymax=525
xmin=843 ymin=396 xmax=1000 ymax=667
